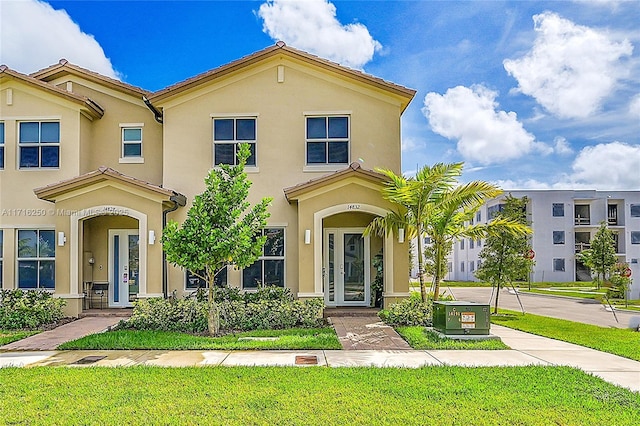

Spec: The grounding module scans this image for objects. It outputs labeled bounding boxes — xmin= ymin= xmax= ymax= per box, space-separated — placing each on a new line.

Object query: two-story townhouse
xmin=446 ymin=190 xmax=640 ymax=299
xmin=0 ymin=43 xmax=416 ymax=316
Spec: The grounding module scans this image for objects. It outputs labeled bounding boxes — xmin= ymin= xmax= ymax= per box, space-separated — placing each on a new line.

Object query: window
xmin=185 ymin=267 xmax=227 ymax=290
xmin=0 ymin=230 xmax=3 ymax=286
xmin=553 ymin=231 xmax=565 ymax=245
xmin=460 ymin=262 xmax=465 ymax=272
xmin=487 ymin=204 xmax=505 ymax=219
xmin=469 ymin=239 xmax=474 ymax=249
xmin=460 ymin=239 xmax=464 ymax=249
xmin=0 ymin=122 xmax=4 ymax=169
xmin=447 ymin=262 xmax=452 ymax=273
xmin=553 ymin=258 xmax=565 ymax=272
xmin=243 ymin=228 xmax=285 ymax=289
xmin=631 ymin=204 xmax=640 ymax=218
xmin=476 ymin=211 xmax=481 ymax=223
xmin=423 ymin=236 xmax=431 ymax=245
xmin=17 ymin=230 xmax=55 ymax=289
xmin=470 ymin=261 xmax=475 ymax=272
xmin=552 ymin=203 xmax=564 ymax=217
xmin=631 ymin=232 xmax=640 ymax=245
xmin=213 ymin=117 xmax=256 ymax=166
xmin=306 ymin=116 xmax=349 ymax=165
xmin=477 ymin=239 xmax=482 ymax=248
xmin=19 ymin=121 xmax=60 ymax=168
xmin=477 ymin=259 xmax=482 ymax=268
xmin=122 ymin=127 xmax=142 ymax=158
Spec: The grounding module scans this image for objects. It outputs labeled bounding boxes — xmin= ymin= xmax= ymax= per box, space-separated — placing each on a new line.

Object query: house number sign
xmin=347 ymin=204 xmax=361 ymax=210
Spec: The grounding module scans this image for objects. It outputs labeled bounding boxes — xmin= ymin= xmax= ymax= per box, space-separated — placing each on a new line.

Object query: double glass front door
xmin=108 ymin=230 xmax=139 ymax=307
xmin=324 ymin=228 xmax=370 ymax=306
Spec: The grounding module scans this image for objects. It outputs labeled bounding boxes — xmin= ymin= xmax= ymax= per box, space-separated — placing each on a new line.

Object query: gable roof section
xmin=284 ymin=162 xmax=388 ymax=202
xmin=148 ymin=42 xmax=416 ymax=111
xmin=30 ymin=59 xmax=148 ymax=98
xmin=0 ymin=65 xmax=104 ymax=119
xmin=34 ymin=166 xmax=183 ymax=202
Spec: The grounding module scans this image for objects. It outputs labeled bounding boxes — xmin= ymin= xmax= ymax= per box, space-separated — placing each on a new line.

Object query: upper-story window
xmin=631 ymin=204 xmax=640 ymax=218
xmin=306 ymin=116 xmax=349 ymax=165
xmin=121 ymin=126 xmax=143 ymax=159
xmin=0 ymin=122 xmax=4 ymax=169
xmin=552 ymin=203 xmax=564 ymax=217
xmin=213 ymin=117 xmax=256 ymax=166
xmin=19 ymin=121 xmax=60 ymax=168
xmin=553 ymin=231 xmax=565 ymax=245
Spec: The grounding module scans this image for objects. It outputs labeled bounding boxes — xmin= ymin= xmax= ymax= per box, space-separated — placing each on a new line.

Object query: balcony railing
xmin=575 ymin=242 xmax=590 ymax=253
xmin=574 ymin=216 xmax=590 ymax=225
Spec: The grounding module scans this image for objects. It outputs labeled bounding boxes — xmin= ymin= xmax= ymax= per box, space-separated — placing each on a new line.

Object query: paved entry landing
xmin=329 ymin=316 xmax=411 ymax=350
xmin=0 ymin=316 xmax=123 ymax=351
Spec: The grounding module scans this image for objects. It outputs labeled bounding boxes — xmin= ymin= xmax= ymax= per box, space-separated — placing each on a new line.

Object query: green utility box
xmin=433 ymin=301 xmax=491 ymax=335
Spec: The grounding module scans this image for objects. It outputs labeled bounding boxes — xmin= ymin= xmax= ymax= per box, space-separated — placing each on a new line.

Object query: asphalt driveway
xmin=444 ymin=286 xmax=638 ymax=329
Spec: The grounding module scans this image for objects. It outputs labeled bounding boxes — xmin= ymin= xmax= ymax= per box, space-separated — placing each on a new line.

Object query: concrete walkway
xmin=0 ymin=317 xmax=122 ymax=351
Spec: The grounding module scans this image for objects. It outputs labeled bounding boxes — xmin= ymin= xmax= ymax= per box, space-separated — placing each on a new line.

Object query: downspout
xmin=162 ymin=193 xmax=187 ymax=298
xmin=143 ymin=96 xmax=163 ymax=124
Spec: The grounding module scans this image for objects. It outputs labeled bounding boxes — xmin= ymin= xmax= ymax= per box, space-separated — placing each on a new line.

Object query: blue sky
xmin=2 ymin=0 xmax=639 ymax=189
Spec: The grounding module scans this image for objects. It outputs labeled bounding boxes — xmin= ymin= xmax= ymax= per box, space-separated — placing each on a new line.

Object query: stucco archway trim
xmin=70 ymin=206 xmax=148 ymax=298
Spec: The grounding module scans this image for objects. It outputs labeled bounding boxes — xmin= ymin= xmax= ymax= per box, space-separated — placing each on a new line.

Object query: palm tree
xmin=425 ymin=182 xmax=530 ymax=300
xmin=365 ymin=163 xmax=466 ymax=303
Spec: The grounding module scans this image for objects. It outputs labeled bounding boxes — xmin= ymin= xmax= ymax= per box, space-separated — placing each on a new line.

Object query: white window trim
xmin=211 ymin=116 xmax=258 ymax=168
xmin=304 ymin=114 xmax=350 ymax=167
xmin=18 ymin=121 xmax=60 ymax=170
xmin=16 ymin=229 xmax=56 ymax=290
xmin=241 ymin=227 xmax=286 ymax=290
xmin=120 ymin=124 xmax=144 ymax=161
xmin=0 ymin=121 xmax=4 ymax=170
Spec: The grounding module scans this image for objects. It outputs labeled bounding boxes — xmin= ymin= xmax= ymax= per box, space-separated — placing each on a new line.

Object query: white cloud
xmin=629 ymin=94 xmax=640 ymax=118
xmin=567 ymin=141 xmax=640 ymax=189
xmin=257 ymin=0 xmax=381 ymax=69
xmin=553 ymin=136 xmax=574 ymax=155
xmin=503 ymin=12 xmax=633 ymax=119
xmin=0 ymin=0 xmax=117 ymax=77
xmin=422 ymin=85 xmax=538 ymax=165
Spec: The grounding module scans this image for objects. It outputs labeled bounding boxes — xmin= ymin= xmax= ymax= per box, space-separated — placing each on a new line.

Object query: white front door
xmin=324 ymin=228 xmax=370 ymax=307
xmin=108 ymin=229 xmax=139 ymax=307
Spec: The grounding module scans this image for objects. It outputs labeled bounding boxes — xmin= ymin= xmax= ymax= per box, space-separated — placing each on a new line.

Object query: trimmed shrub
xmin=0 ymin=289 xmax=66 ymax=330
xmin=378 ymin=297 xmax=432 ymax=327
xmin=124 ymin=286 xmax=323 ymax=333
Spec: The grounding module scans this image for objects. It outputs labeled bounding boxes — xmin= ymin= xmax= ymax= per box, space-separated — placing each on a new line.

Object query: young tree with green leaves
xmin=577 ymin=221 xmax=617 ymax=290
xmin=476 ymin=196 xmax=534 ymax=314
xmin=162 ymin=144 xmax=272 ymax=335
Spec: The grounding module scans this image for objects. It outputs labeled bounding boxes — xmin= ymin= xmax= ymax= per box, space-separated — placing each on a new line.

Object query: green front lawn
xmin=396 ymin=326 xmax=509 ymax=350
xmin=58 ymin=328 xmax=342 ymax=350
xmin=0 ymin=330 xmax=39 ymax=346
xmin=1 ymin=366 xmax=638 ymax=425
xmin=492 ymin=310 xmax=640 ymax=361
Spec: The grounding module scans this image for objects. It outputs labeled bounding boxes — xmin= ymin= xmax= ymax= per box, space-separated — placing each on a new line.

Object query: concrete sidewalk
xmin=1 ymin=324 xmax=637 ymax=393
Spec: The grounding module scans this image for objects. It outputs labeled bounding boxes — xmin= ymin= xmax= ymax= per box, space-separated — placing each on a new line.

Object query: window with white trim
xmin=631 ymin=204 xmax=640 ymax=218
xmin=553 ymin=231 xmax=565 ymax=245
xmin=553 ymin=258 xmax=565 ymax=272
xmin=631 ymin=232 xmax=640 ymax=245
xmin=185 ymin=267 xmax=227 ymax=290
xmin=243 ymin=228 xmax=285 ymax=289
xmin=0 ymin=122 xmax=4 ymax=169
xmin=306 ymin=116 xmax=349 ymax=165
xmin=122 ymin=127 xmax=143 ymax=158
xmin=470 ymin=261 xmax=475 ymax=272
xmin=213 ymin=117 xmax=256 ymax=166
xmin=17 ymin=230 xmax=55 ymax=289
xmin=552 ymin=203 xmax=564 ymax=217
xmin=460 ymin=262 xmax=465 ymax=272
xmin=19 ymin=121 xmax=60 ymax=168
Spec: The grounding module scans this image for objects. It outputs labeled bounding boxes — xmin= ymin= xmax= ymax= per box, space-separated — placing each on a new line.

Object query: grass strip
xmin=492 ymin=309 xmax=640 ymax=361
xmin=58 ymin=327 xmax=342 ymax=350
xmin=0 ymin=366 xmax=638 ymax=425
xmin=0 ymin=330 xmax=39 ymax=345
xmin=396 ymin=326 xmax=509 ymax=350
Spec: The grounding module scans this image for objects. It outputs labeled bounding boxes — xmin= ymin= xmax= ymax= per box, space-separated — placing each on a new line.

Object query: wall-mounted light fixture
xmin=304 ymin=229 xmax=311 ymax=245
xmin=88 ymin=257 xmax=95 ymax=265
xmin=57 ymin=231 xmax=66 ymax=246
xmin=149 ymin=230 xmax=156 ymax=245
xmin=398 ymin=228 xmax=405 ymax=243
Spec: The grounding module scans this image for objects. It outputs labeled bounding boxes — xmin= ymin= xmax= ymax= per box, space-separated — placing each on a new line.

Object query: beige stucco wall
xmin=159 ymin=55 xmax=405 ymax=301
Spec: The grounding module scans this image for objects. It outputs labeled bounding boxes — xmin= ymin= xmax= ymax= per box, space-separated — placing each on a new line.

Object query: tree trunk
xmin=207 ymin=285 xmax=220 ymax=336
xmin=417 ymin=226 xmax=427 ymax=303
xmin=432 ymin=241 xmax=442 ymax=301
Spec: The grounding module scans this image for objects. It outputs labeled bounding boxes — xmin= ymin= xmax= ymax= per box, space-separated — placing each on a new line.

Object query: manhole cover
xmin=72 ymin=355 xmax=107 ymax=365
xmin=295 ymin=355 xmax=318 ymax=365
